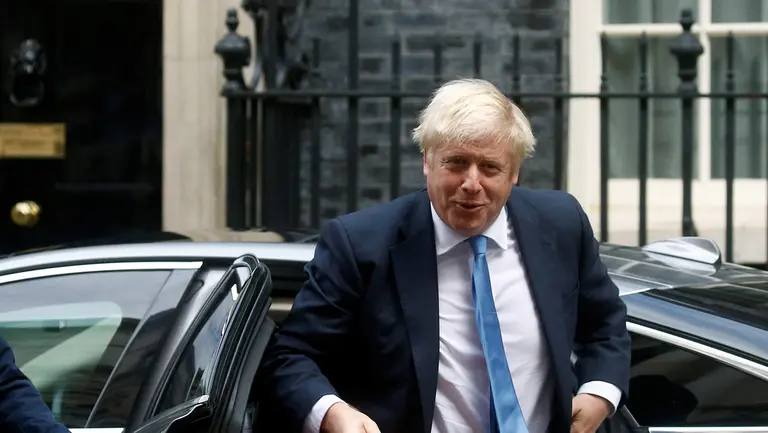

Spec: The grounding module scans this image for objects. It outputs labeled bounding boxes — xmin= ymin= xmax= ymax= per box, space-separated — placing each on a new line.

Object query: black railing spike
xmin=670 ymin=8 xmax=703 ymax=237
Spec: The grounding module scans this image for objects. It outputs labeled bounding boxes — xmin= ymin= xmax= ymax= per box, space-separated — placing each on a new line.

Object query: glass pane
xmin=604 ymin=36 xmax=699 ymax=179
xmin=710 ymin=36 xmax=768 ymax=179
xmin=0 ymin=270 xmax=169 ymax=428
xmin=713 ymin=0 xmax=768 ymax=22
xmin=155 ymin=291 xmax=235 ymax=413
xmin=604 ymin=0 xmax=698 ymax=24
xmin=628 ymin=332 xmax=768 ymax=425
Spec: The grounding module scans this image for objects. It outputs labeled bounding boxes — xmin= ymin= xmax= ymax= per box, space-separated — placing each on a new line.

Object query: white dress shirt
xmin=303 ymin=205 xmax=621 ymax=433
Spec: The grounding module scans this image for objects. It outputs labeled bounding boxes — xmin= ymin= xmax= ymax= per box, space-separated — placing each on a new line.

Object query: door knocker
xmin=8 ymin=39 xmax=47 ymax=108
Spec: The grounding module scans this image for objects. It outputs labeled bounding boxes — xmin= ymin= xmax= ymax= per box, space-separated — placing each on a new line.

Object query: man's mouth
xmin=456 ymin=202 xmax=483 ymax=211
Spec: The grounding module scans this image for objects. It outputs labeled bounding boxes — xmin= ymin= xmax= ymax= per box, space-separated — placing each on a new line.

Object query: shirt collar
xmin=431 ymin=203 xmax=509 ymax=256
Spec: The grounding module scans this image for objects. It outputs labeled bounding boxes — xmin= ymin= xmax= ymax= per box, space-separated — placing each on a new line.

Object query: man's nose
xmin=461 ymin=165 xmax=482 ymax=193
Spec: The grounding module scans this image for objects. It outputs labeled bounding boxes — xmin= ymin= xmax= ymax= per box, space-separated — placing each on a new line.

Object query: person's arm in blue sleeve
xmin=0 ymin=334 xmax=71 ymax=433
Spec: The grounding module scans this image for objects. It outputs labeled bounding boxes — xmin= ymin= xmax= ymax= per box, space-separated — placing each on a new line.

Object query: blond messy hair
xmin=411 ymin=78 xmax=536 ymax=168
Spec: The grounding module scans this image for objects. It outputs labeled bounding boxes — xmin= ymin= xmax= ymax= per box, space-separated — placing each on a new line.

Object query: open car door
xmin=129 ymin=254 xmax=275 ymax=433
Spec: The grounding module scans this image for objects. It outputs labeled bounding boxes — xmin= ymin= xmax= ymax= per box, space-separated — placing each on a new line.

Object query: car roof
xmin=601 ymin=242 xmax=768 ymax=364
xmin=601 ymin=242 xmax=768 ymax=327
xmin=600 ymin=243 xmax=768 ymax=292
xmin=0 ymin=228 xmax=320 ymax=258
xmin=0 ymin=240 xmax=317 ymax=275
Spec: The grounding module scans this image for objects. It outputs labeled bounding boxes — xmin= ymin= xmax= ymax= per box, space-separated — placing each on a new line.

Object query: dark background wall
xmin=296 ymin=0 xmax=569 ymax=223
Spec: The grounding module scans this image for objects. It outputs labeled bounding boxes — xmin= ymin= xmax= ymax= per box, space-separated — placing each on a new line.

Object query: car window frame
xmin=152 ymin=278 xmax=236 ymax=413
xmin=624 ymin=320 xmax=768 ymax=430
xmin=0 ymin=260 xmax=204 ymax=430
xmin=628 ymin=321 xmax=768 ymax=382
xmin=139 ymin=257 xmax=267 ymax=417
xmin=129 ymin=254 xmax=274 ymax=433
xmin=0 ymin=261 xmax=201 ymax=285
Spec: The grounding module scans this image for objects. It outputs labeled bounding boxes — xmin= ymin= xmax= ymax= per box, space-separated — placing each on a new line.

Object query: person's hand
xmin=320 ymin=402 xmax=381 ymax=433
xmin=571 ymin=393 xmax=612 ymax=433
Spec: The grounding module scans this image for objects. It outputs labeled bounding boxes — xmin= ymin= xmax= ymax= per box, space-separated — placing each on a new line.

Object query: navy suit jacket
xmin=0 ymin=335 xmax=71 ymax=433
xmin=258 ymin=188 xmax=631 ymax=433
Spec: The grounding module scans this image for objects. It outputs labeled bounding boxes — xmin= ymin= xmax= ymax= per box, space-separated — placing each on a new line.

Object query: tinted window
xmin=0 ymin=270 xmax=169 ymax=428
xmin=628 ymin=332 xmax=768 ymax=427
xmin=649 ymin=283 xmax=768 ymax=332
xmin=156 ymin=290 xmax=234 ymax=413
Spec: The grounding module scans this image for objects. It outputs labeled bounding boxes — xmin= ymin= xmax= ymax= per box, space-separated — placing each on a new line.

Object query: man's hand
xmin=320 ymin=402 xmax=381 ymax=433
xmin=571 ymin=393 xmax=612 ymax=433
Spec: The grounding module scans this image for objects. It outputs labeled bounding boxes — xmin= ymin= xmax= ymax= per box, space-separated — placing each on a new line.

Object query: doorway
xmin=0 ymin=0 xmax=163 ymax=253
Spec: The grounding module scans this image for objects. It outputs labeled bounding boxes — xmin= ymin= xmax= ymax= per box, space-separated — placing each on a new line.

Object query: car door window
xmin=627 ymin=331 xmax=768 ymax=427
xmin=0 ymin=269 xmax=170 ymax=428
xmin=132 ymin=256 xmax=273 ymax=433
xmin=155 ymin=287 xmax=235 ymax=413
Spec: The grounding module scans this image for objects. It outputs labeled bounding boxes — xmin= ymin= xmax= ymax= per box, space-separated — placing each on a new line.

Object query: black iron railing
xmin=215 ymin=4 xmax=768 ymax=266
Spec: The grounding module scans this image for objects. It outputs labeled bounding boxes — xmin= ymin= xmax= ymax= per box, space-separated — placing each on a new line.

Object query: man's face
xmin=424 ymin=139 xmax=518 ymax=237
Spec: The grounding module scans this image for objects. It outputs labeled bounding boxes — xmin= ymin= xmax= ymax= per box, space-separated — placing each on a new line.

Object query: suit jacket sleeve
xmin=258 ymin=218 xmax=363 ymax=432
xmin=0 ymin=335 xmax=71 ymax=433
xmin=570 ymin=195 xmax=631 ymax=407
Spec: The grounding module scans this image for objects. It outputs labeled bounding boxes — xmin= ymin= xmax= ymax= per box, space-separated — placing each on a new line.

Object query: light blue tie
xmin=469 ymin=235 xmax=529 ymax=433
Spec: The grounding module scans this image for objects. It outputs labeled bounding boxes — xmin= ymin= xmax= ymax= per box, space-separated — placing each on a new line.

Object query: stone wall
xmin=295 ymin=0 xmax=569 ymax=223
xmin=163 ymin=0 xmax=256 ymax=231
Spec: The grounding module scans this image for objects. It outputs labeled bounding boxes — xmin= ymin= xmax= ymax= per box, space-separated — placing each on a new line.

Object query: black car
xmin=0 ymin=234 xmax=767 ymax=433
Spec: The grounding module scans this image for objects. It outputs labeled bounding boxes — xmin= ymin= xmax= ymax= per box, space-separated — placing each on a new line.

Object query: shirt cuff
xmin=302 ymin=394 xmax=345 ymax=433
xmin=577 ymin=381 xmax=622 ymax=415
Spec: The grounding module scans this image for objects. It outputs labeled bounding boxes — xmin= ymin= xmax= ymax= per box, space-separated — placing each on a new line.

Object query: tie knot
xmin=468 ymin=235 xmax=487 ymax=256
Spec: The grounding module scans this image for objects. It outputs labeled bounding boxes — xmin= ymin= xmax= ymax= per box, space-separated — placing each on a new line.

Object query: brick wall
xmin=296 ymin=0 xmax=569 ymax=223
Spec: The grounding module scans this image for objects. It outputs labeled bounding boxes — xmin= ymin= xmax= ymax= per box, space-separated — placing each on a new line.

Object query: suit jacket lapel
xmin=506 ymin=193 xmax=572 ymax=423
xmin=390 ymin=192 xmax=439 ymax=433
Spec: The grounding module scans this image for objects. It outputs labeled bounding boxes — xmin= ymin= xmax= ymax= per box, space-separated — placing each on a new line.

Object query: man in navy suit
xmin=259 ymin=79 xmax=630 ymax=433
xmin=0 ymin=335 xmax=71 ymax=433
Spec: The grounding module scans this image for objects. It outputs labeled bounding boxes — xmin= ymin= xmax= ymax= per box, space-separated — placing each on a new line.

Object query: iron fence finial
xmin=669 ymin=8 xmax=704 ymax=95
xmin=215 ymin=8 xmax=252 ymax=93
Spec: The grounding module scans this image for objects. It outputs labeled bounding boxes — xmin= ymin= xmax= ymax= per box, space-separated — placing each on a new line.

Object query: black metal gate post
xmin=670 ymin=9 xmax=703 ymax=237
xmin=215 ymin=9 xmax=251 ymax=230
xmin=239 ymin=0 xmax=312 ymax=230
xmin=599 ymin=34 xmax=610 ymax=243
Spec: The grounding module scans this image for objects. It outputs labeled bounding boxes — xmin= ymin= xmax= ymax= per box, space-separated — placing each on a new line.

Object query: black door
xmin=0 ymin=0 xmax=163 ymax=254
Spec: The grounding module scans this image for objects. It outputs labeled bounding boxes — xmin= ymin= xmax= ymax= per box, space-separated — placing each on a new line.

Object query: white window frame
xmin=568 ymin=0 xmax=768 ymax=263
